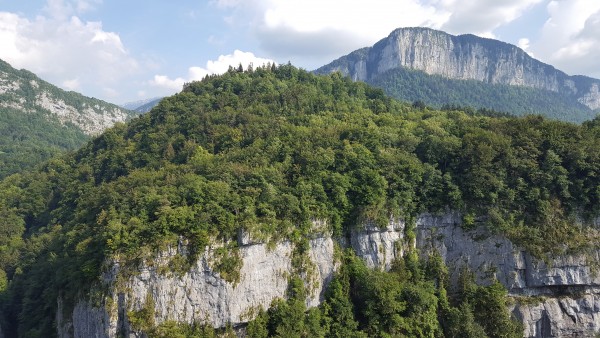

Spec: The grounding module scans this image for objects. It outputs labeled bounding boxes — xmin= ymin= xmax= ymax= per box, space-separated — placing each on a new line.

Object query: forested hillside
xmin=370 ymin=67 xmax=597 ymax=123
xmin=1 ymin=65 xmax=599 ymax=337
xmin=0 ymin=59 xmax=136 ymax=178
xmin=315 ymin=27 xmax=600 ymax=123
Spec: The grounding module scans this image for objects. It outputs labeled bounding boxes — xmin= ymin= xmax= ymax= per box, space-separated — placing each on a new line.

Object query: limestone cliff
xmin=59 ymin=213 xmax=600 ymax=338
xmin=352 ymin=213 xmax=600 ymax=337
xmin=316 ymin=27 xmax=600 ymax=112
xmin=58 ymin=237 xmax=336 ymax=338
xmin=414 ymin=212 xmax=600 ymax=338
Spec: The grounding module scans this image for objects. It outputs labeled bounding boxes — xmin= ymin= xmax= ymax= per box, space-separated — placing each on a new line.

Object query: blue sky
xmin=1 ymin=0 xmax=600 ymax=105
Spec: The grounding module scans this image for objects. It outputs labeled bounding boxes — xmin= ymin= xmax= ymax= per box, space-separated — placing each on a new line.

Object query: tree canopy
xmin=0 ymin=64 xmax=599 ymax=337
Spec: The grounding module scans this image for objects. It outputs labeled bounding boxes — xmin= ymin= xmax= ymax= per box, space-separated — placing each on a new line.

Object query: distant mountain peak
xmin=316 ymin=27 xmax=600 ymax=119
xmin=121 ymin=97 xmax=163 ymax=113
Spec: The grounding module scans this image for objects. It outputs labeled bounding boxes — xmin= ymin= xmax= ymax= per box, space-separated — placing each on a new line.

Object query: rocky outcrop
xmin=58 ymin=237 xmax=336 ymax=338
xmin=59 ymin=213 xmax=600 ymax=337
xmin=0 ymin=58 xmax=136 ymax=136
xmin=349 ymin=212 xmax=600 ymax=337
xmin=316 ymin=27 xmax=600 ymax=111
xmin=513 ymin=295 xmax=600 ymax=338
xmin=415 ymin=212 xmax=600 ymax=338
xmin=350 ymin=218 xmax=406 ymax=271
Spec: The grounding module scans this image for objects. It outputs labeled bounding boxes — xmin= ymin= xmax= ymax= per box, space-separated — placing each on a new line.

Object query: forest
xmin=369 ymin=66 xmax=598 ymax=123
xmin=0 ymin=64 xmax=599 ymax=337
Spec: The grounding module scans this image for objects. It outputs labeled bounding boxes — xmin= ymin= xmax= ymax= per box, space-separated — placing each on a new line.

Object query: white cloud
xmin=44 ymin=0 xmax=102 ymax=20
xmin=214 ymin=0 xmax=544 ymax=67
xmin=437 ymin=0 xmax=543 ymax=37
xmin=149 ymin=50 xmax=275 ymax=93
xmin=0 ymin=0 xmax=138 ymax=101
xmin=518 ymin=38 xmax=530 ymax=50
xmin=62 ymin=78 xmax=80 ymax=91
xmin=530 ymin=0 xmax=600 ymax=77
xmin=259 ymin=0 xmax=446 ymax=59
xmin=150 ymin=75 xmax=185 ymax=92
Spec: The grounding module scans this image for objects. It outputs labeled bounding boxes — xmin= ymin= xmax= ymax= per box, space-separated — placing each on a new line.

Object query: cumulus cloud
xmin=437 ymin=0 xmax=543 ymax=37
xmin=517 ymin=37 xmax=535 ymax=57
xmin=257 ymin=0 xmax=446 ymax=61
xmin=62 ymin=78 xmax=80 ymax=91
xmin=528 ymin=0 xmax=600 ymax=77
xmin=0 ymin=0 xmax=138 ymax=101
xmin=518 ymin=38 xmax=530 ymax=50
xmin=214 ymin=0 xmax=545 ymax=67
xmin=149 ymin=50 xmax=275 ymax=93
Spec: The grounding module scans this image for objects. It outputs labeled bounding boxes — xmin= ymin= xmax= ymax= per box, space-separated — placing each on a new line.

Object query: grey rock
xmin=59 ymin=212 xmax=600 ymax=338
xmin=59 ymin=236 xmax=336 ymax=338
xmin=513 ymin=295 xmax=600 ymax=337
xmin=350 ymin=218 xmax=406 ymax=271
xmin=415 ymin=212 xmax=600 ymax=337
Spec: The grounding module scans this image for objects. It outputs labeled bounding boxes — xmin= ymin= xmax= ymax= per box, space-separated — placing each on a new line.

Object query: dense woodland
xmin=0 ymin=106 xmax=88 ymax=179
xmin=369 ymin=67 xmax=598 ymax=123
xmin=0 ymin=64 xmax=599 ymax=337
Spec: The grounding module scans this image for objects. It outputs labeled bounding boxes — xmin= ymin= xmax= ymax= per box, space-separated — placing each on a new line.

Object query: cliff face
xmin=415 ymin=212 xmax=600 ymax=338
xmin=58 ymin=237 xmax=336 ymax=338
xmin=59 ymin=214 xmax=600 ymax=338
xmin=316 ymin=27 xmax=600 ymax=111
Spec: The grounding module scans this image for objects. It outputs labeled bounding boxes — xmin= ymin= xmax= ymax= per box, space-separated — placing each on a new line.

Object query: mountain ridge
xmin=1 ymin=65 xmax=599 ymax=337
xmin=0 ymin=58 xmax=139 ymax=178
xmin=0 ymin=58 xmax=136 ymax=136
xmin=316 ymin=27 xmax=600 ymax=122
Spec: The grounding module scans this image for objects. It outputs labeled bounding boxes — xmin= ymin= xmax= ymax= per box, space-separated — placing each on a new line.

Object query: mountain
xmin=0 ymin=59 xmax=138 ymax=178
xmin=121 ymin=97 xmax=163 ymax=113
xmin=315 ymin=27 xmax=600 ymax=123
xmin=1 ymin=65 xmax=599 ymax=337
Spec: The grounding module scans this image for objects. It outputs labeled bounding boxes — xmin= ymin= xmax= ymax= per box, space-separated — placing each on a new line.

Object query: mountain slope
xmin=121 ymin=97 xmax=162 ymax=113
xmin=0 ymin=59 xmax=138 ymax=178
xmin=315 ymin=27 xmax=600 ymax=123
xmin=0 ymin=65 xmax=599 ymax=337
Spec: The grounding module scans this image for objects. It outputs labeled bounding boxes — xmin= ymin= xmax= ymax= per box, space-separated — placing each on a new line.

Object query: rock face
xmin=414 ymin=212 xmax=600 ymax=338
xmin=58 ymin=237 xmax=336 ymax=338
xmin=350 ymin=218 xmax=406 ymax=271
xmin=60 ymin=213 xmax=600 ymax=338
xmin=0 ymin=58 xmax=136 ymax=136
xmin=350 ymin=212 xmax=600 ymax=337
xmin=316 ymin=27 xmax=600 ymax=111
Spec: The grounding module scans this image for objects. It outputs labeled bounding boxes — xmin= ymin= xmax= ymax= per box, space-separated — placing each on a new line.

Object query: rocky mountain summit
xmin=316 ymin=27 xmax=600 ymax=121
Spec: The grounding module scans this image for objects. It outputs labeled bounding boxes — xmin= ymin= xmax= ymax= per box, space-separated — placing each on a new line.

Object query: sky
xmin=1 ymin=0 xmax=600 ymax=105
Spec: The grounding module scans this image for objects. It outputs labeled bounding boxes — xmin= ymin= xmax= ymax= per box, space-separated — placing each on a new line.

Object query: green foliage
xmin=243 ymin=252 xmax=519 ymax=338
xmin=368 ymin=66 xmax=597 ymax=123
xmin=0 ymin=64 xmax=598 ymax=336
xmin=0 ymin=106 xmax=88 ymax=179
xmin=128 ymin=293 xmax=156 ymax=333
xmin=454 ymin=270 xmax=523 ymax=338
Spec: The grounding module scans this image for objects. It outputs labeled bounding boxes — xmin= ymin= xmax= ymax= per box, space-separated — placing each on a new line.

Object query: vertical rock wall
xmin=60 ymin=212 xmax=600 ymax=337
xmin=316 ymin=27 xmax=600 ymax=111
